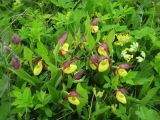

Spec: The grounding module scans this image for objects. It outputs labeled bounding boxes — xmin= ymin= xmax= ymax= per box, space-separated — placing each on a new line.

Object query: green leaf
xmin=36 ymin=41 xmax=49 ymax=63
xmin=76 ymin=83 xmax=88 ymax=115
xmin=140 ymin=87 xmax=159 ymax=105
xmin=0 ymin=75 xmax=9 ymax=97
xmin=111 ymin=75 xmax=119 ymax=89
xmin=92 ymin=106 xmax=110 ymax=119
xmin=45 ymin=107 xmax=53 ymax=117
xmin=85 ymin=16 xmax=96 ymax=51
xmin=106 ymin=29 xmax=115 ymax=55
xmin=23 ymin=47 xmax=33 ymax=70
xmin=9 ymin=68 xmax=39 ymax=86
xmin=135 ymin=106 xmax=160 ymax=120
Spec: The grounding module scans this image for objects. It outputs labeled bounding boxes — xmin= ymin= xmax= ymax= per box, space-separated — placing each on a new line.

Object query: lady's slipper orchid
xmin=91 ymin=25 xmax=99 ymax=33
xmin=116 ymin=91 xmax=127 ymax=104
xmin=63 ymin=64 xmax=77 ymax=74
xmin=89 ymin=56 xmax=98 ymax=70
xmin=33 ymin=61 xmax=43 ymax=76
xmin=98 ymin=57 xmax=109 ymax=72
xmin=60 ymin=43 xmax=69 ymax=55
xmin=68 ymin=96 xmax=80 ymax=105
xmin=68 ymin=91 xmax=81 ymax=106
xmin=62 ymin=60 xmax=77 ymax=74
xmin=98 ymin=43 xmax=109 ymax=57
xmin=117 ymin=68 xmax=127 ymax=77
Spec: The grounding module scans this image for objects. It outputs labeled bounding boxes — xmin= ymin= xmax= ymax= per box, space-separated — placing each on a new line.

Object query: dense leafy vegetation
xmin=0 ymin=0 xmax=160 ymax=119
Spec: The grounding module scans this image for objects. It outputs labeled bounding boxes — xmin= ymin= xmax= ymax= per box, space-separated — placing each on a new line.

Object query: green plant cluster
xmin=0 ymin=0 xmax=160 ymax=120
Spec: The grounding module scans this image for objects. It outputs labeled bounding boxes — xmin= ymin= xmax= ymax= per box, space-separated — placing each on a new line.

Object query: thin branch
xmin=88 ymin=93 xmax=94 ymax=120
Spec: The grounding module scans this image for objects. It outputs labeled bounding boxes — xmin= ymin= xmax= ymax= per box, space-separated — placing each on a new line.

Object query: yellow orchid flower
xmin=118 ymin=68 xmax=127 ymax=77
xmin=98 ymin=59 xmax=109 ymax=72
xmin=89 ymin=61 xmax=97 ymax=70
xmin=116 ymin=91 xmax=127 ymax=104
xmin=63 ymin=64 xmax=77 ymax=74
xmin=68 ymin=96 xmax=80 ymax=105
xmin=91 ymin=25 xmax=99 ymax=33
xmin=60 ymin=43 xmax=69 ymax=55
xmin=98 ymin=46 xmax=108 ymax=57
xmin=33 ymin=61 xmax=43 ymax=76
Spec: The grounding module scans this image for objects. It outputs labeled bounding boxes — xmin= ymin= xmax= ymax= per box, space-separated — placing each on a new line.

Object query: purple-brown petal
xmin=119 ymin=88 xmax=128 ymax=94
xmin=118 ymin=64 xmax=134 ymax=69
xmin=91 ymin=17 xmax=100 ymax=25
xmin=98 ymin=56 xmax=106 ymax=63
xmin=62 ymin=61 xmax=72 ymax=69
xmin=90 ymin=56 xmax=98 ymax=66
xmin=68 ymin=91 xmax=82 ymax=98
xmin=73 ymin=71 xmax=84 ymax=80
xmin=102 ymin=43 xmax=109 ymax=52
xmin=59 ymin=32 xmax=68 ymax=45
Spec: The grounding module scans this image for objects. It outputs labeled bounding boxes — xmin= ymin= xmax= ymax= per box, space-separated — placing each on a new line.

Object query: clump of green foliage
xmin=1 ymin=0 xmax=160 ymax=120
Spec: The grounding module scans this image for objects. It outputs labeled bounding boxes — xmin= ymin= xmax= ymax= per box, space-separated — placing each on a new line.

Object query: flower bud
xmin=116 ymin=91 xmax=127 ymax=104
xmin=117 ymin=68 xmax=127 ymax=77
xmin=33 ymin=60 xmax=43 ymax=76
xmin=91 ymin=25 xmax=99 ymax=33
xmin=98 ymin=57 xmax=109 ymax=72
xmin=12 ymin=55 xmax=21 ymax=69
xmin=12 ymin=34 xmax=20 ymax=44
xmin=59 ymin=32 xmax=68 ymax=45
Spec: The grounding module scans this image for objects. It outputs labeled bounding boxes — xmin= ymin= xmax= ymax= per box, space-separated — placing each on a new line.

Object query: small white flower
xmin=141 ymin=51 xmax=146 ymax=58
xmin=129 ymin=42 xmax=139 ymax=52
xmin=136 ymin=56 xmax=144 ymax=62
xmin=123 ymin=54 xmax=131 ymax=60
xmin=121 ymin=49 xmax=128 ymax=56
